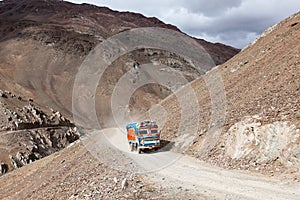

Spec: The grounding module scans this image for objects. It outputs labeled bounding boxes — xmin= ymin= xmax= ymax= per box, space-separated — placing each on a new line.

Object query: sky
xmin=70 ymin=0 xmax=300 ymax=48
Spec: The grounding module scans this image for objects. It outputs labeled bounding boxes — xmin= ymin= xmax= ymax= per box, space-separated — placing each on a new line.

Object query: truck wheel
xmin=130 ymin=143 xmax=134 ymax=152
xmin=137 ymin=147 xmax=141 ymax=154
xmin=134 ymin=143 xmax=138 ymax=151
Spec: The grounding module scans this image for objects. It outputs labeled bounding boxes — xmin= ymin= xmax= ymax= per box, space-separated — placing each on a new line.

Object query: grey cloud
xmin=71 ymin=0 xmax=300 ymax=48
xmin=177 ymin=0 xmax=243 ymax=17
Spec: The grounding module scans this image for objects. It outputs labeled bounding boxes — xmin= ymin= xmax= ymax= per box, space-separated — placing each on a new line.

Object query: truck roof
xmin=125 ymin=121 xmax=157 ymax=129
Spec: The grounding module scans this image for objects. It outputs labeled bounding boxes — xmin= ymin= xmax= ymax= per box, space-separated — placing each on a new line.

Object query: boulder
xmin=0 ymin=162 xmax=8 ymax=175
xmin=9 ymin=155 xmax=18 ymax=169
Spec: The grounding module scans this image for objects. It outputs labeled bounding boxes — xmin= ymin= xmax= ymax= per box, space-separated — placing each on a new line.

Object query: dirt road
xmin=83 ymin=128 xmax=300 ymax=199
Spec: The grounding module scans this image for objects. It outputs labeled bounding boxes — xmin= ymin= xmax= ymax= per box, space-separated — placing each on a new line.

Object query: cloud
xmin=176 ymin=0 xmax=243 ymax=17
xmin=70 ymin=0 xmax=300 ymax=48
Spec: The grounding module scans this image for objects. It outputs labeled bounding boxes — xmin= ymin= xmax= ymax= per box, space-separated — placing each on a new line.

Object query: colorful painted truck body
xmin=126 ymin=121 xmax=160 ymax=153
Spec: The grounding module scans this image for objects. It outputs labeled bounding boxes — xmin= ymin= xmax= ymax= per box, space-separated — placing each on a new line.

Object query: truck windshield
xmin=151 ymin=129 xmax=158 ymax=133
xmin=139 ymin=130 xmax=148 ymax=134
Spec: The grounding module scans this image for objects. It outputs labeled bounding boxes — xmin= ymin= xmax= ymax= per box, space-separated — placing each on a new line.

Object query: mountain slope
xmin=159 ymin=11 xmax=300 ymax=176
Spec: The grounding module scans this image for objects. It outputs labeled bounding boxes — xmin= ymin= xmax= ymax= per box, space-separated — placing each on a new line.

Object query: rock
xmin=14 ymin=121 xmax=18 ymax=128
xmin=121 ymin=178 xmax=128 ymax=190
xmin=9 ymin=155 xmax=18 ymax=169
xmin=0 ymin=91 xmax=8 ymax=98
xmin=0 ymin=162 xmax=8 ymax=175
xmin=54 ymin=111 xmax=61 ymax=118
xmin=113 ymin=177 xmax=118 ymax=184
xmin=16 ymin=152 xmax=27 ymax=165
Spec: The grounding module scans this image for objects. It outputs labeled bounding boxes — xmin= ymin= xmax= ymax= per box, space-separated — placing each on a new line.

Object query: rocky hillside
xmin=159 ymin=11 xmax=300 ymax=176
xmin=0 ymin=89 xmax=79 ymax=175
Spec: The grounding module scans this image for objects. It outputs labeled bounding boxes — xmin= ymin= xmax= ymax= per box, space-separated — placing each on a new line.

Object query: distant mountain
xmin=0 ymin=0 xmax=239 ymax=63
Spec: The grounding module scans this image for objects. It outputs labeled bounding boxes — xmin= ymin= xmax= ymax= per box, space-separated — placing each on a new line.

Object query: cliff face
xmin=0 ymin=89 xmax=79 ymax=175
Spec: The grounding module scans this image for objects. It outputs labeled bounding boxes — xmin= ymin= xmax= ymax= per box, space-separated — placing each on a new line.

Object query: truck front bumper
xmin=139 ymin=144 xmax=160 ymax=150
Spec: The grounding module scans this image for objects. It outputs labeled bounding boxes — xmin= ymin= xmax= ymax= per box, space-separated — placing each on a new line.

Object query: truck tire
xmin=130 ymin=143 xmax=134 ymax=152
xmin=137 ymin=147 xmax=141 ymax=154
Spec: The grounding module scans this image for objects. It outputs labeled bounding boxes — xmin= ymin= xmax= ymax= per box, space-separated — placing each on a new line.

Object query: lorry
xmin=126 ymin=121 xmax=160 ymax=154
